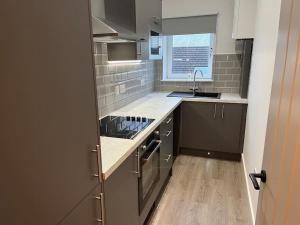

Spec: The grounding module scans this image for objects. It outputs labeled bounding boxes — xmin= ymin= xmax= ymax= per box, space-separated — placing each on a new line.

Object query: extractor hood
xmin=92 ymin=16 xmax=139 ymax=43
xmin=91 ymin=0 xmax=140 ymax=43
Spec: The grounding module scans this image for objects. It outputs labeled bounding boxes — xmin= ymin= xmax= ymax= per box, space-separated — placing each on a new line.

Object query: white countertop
xmin=100 ymin=92 xmax=247 ymax=180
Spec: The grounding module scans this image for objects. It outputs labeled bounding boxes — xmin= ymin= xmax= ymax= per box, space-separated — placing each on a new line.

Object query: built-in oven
xmin=137 ymin=129 xmax=161 ymax=213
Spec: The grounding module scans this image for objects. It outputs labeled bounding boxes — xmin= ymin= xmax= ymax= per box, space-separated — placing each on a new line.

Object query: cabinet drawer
xmin=160 ymin=133 xmax=173 ymax=185
xmin=161 ymin=132 xmax=173 ymax=169
xmin=160 ymin=113 xmax=174 ymax=182
xmin=161 ymin=114 xmax=173 ymax=131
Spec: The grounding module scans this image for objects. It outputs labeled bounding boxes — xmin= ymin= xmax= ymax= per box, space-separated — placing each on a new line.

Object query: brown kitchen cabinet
xmin=103 ymin=151 xmax=139 ymax=225
xmin=136 ymin=0 xmax=162 ymax=39
xmin=217 ymin=103 xmax=247 ymax=153
xmin=59 ymin=185 xmax=103 ymax=225
xmin=1 ymin=1 xmax=103 ymax=224
xmin=136 ymin=0 xmax=163 ymax=60
xmin=101 ymin=0 xmax=162 ymax=41
xmin=159 ymin=113 xmax=174 ymax=184
xmin=180 ymin=102 xmax=247 ymax=160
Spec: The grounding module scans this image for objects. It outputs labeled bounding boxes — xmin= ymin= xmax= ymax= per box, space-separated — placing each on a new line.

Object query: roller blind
xmin=162 ymin=15 xmax=218 ymax=35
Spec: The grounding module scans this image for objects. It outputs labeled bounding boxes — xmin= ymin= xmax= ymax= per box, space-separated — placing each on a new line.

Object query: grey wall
xmin=154 ymin=54 xmax=242 ymax=93
xmin=94 ymin=43 xmax=156 ymax=117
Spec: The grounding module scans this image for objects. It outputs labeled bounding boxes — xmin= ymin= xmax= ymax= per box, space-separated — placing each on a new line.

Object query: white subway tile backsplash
xmin=154 ymin=53 xmax=242 ymax=94
xmin=95 ymin=41 xmax=242 ymax=117
xmin=94 ymin=43 xmax=156 ymax=117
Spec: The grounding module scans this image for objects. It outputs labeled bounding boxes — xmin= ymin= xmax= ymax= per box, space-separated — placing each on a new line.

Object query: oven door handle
xmin=142 ymin=140 xmax=162 ymax=162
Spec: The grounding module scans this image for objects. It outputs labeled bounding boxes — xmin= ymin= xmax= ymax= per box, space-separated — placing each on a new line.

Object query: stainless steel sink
xmin=167 ymin=91 xmax=221 ymax=99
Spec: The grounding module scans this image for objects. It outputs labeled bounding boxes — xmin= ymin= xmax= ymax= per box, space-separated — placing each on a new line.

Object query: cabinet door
xmin=160 ymin=114 xmax=174 ymax=182
xmin=0 ymin=1 xmax=101 ymax=225
xmin=135 ymin=0 xmax=148 ymax=40
xmin=148 ymin=0 xmax=162 ymax=33
xmin=136 ymin=0 xmax=162 ymax=38
xmin=181 ymin=102 xmax=219 ymax=151
xmin=217 ymin=103 xmax=247 ymax=153
xmin=104 ymin=0 xmax=136 ymax=32
xmin=136 ymin=0 xmax=162 ymax=60
xmin=59 ymin=185 xmax=103 ymax=225
xmin=104 ymin=152 xmax=139 ymax=225
xmin=232 ymin=0 xmax=257 ymax=39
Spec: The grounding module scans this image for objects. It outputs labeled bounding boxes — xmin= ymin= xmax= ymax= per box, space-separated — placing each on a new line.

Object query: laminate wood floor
xmin=149 ymin=155 xmax=252 ymax=225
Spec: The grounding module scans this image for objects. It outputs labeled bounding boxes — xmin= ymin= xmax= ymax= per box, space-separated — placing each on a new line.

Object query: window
xmin=163 ymin=33 xmax=215 ymax=81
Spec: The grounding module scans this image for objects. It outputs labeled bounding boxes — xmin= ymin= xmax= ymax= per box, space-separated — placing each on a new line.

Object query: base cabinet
xmin=217 ymin=103 xmax=247 ymax=153
xmin=59 ymin=185 xmax=103 ymax=225
xmin=102 ymin=112 xmax=176 ymax=225
xmin=181 ymin=102 xmax=219 ymax=152
xmin=103 ymin=152 xmax=139 ymax=225
xmin=160 ymin=113 xmax=174 ymax=184
xmin=181 ymin=102 xmax=247 ymax=158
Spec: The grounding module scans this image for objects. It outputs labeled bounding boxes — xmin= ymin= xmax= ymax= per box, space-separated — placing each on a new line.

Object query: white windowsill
xmin=161 ymin=79 xmax=214 ymax=82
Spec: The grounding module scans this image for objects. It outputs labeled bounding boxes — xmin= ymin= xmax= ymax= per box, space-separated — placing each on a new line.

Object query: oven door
xmin=139 ymin=140 xmax=161 ymax=212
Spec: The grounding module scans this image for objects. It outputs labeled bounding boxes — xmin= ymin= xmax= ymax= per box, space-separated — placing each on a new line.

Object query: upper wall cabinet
xmin=91 ymin=0 xmax=162 ymax=42
xmin=136 ymin=0 xmax=162 ymax=40
xmin=104 ymin=0 xmax=137 ymax=33
xmin=232 ymin=0 xmax=257 ymax=39
xmin=103 ymin=0 xmax=162 ymax=40
xmin=136 ymin=0 xmax=162 ymax=60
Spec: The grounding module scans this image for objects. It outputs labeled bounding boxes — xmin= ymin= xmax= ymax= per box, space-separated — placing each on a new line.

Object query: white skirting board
xmin=242 ymin=154 xmax=255 ymax=225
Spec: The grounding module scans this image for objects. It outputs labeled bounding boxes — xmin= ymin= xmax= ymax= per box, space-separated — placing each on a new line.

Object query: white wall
xmin=162 ymin=0 xmax=236 ymax=54
xmin=243 ymin=0 xmax=282 ymax=222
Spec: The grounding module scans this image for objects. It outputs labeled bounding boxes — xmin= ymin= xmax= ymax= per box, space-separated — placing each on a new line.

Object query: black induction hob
xmin=99 ymin=116 xmax=155 ymax=139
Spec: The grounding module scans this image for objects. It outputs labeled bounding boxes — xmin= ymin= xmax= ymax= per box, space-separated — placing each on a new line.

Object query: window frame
xmin=162 ymin=33 xmax=216 ymax=82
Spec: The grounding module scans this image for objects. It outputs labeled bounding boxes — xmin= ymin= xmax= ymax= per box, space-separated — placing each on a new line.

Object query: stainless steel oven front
xmin=137 ymin=129 xmax=161 ymax=213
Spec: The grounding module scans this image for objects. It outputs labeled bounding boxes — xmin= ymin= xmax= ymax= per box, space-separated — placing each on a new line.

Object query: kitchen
xmin=1 ymin=0 xmax=300 ymax=225
xmin=93 ymin=0 xmax=253 ymax=224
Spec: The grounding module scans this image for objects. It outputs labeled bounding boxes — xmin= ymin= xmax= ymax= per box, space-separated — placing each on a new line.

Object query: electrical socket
xmin=119 ymin=84 xmax=126 ymax=94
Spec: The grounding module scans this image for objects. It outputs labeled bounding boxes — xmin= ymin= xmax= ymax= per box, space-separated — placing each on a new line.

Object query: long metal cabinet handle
xmin=213 ymin=104 xmax=217 ymax=119
xmin=100 ymin=193 xmax=105 ymax=225
xmin=166 ymin=130 xmax=172 ymax=137
xmin=165 ymin=154 xmax=172 ymax=162
xmin=142 ymin=141 xmax=162 ymax=162
xmin=166 ymin=118 xmax=172 ymax=124
xmin=91 ymin=145 xmax=102 ymax=182
xmin=221 ymin=104 xmax=225 ymax=119
xmin=136 ymin=151 xmax=141 ymax=178
xmin=95 ymin=193 xmax=105 ymax=224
